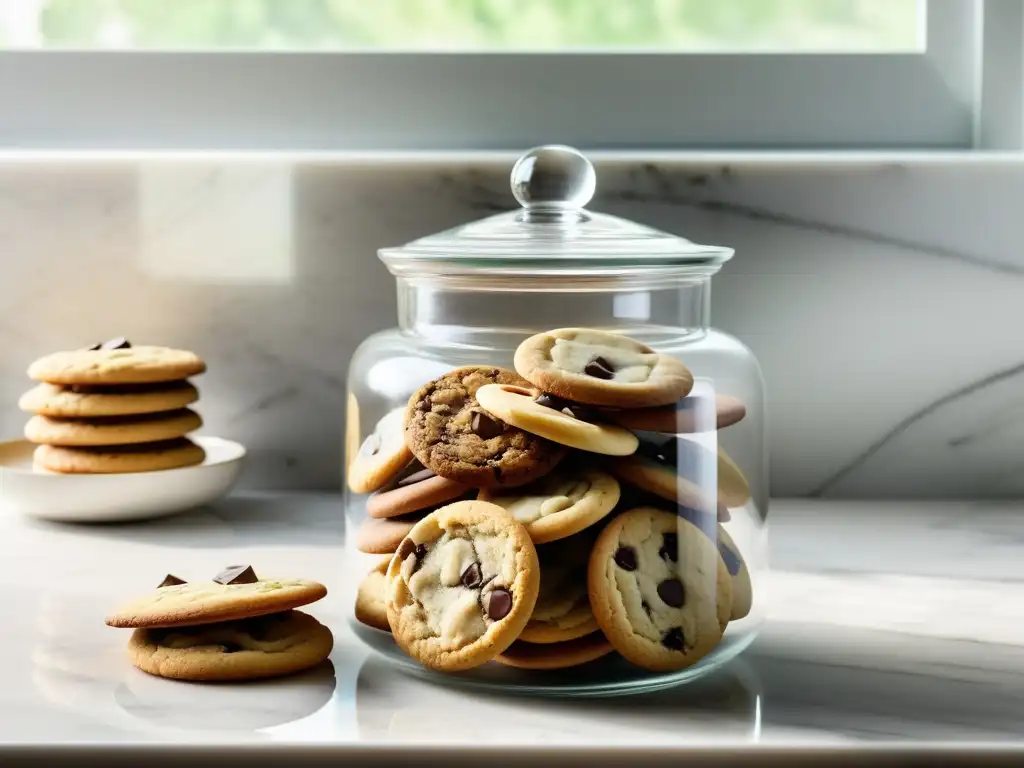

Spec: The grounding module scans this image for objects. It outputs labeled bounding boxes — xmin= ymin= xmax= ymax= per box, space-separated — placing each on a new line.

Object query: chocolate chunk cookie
xmin=717 ymin=526 xmax=753 ymax=621
xmin=603 ymin=393 xmax=747 ymax=434
xmin=355 ymin=557 xmax=393 ymax=632
xmin=404 ymin=366 xmax=565 ymax=488
xmin=384 ymin=500 xmax=540 ymax=671
xmin=495 ymin=632 xmax=613 ymax=670
xmin=128 ymin=610 xmax=333 ymax=682
xmin=514 ymin=328 xmax=693 ymax=408
xmin=588 ymin=507 xmax=732 ymax=672
xmin=518 ymin=533 xmax=599 ymax=643
xmin=348 ymin=407 xmax=414 ymax=494
xmin=478 ymin=465 xmax=620 ymax=545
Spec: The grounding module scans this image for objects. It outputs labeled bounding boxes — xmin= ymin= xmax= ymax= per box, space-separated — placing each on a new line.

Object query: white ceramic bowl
xmin=0 ymin=436 xmax=245 ymax=522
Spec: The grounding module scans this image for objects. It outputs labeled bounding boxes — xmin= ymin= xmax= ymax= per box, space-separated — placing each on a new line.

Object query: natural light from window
xmin=0 ymin=0 xmax=923 ymax=52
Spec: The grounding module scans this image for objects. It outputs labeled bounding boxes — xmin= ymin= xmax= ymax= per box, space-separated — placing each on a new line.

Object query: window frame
xmin=0 ymin=0 xmax=1015 ymax=151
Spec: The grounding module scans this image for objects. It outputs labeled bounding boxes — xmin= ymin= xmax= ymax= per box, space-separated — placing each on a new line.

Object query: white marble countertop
xmin=1 ymin=495 xmax=1023 ymax=764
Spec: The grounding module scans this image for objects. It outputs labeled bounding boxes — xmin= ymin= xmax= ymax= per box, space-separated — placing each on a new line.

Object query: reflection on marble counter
xmin=3 ymin=156 xmax=1024 ymax=498
xmin=2 ymin=493 xmax=1023 ymax=757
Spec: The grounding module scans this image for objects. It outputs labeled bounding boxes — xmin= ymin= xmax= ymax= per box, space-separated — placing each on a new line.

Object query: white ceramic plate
xmin=0 ymin=436 xmax=245 ymax=522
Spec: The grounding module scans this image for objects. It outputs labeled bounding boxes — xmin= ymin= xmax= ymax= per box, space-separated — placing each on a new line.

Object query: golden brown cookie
xmin=366 ymin=464 xmax=470 ymax=519
xmin=477 ymin=465 xmax=620 ymax=545
xmin=514 ymin=328 xmax=693 ymax=408
xmin=354 ymin=557 xmax=392 ymax=632
xmin=608 ymin=437 xmax=723 ymax=518
xmin=33 ymin=438 xmax=206 ymax=474
xmin=518 ymin=533 xmax=599 ymax=644
xmin=602 ymin=394 xmax=746 ymax=434
xmin=128 ymin=610 xmax=333 ymax=682
xmin=385 ymin=500 xmax=540 ymax=672
xmin=588 ymin=507 xmax=732 ymax=672
xmin=475 ymin=383 xmax=638 ymax=456
xmin=347 ymin=407 xmax=414 ymax=494
xmin=28 ymin=345 xmax=206 ymax=385
xmin=495 ymin=632 xmax=613 ymax=670
xmin=18 ymin=381 xmax=199 ymax=418
xmin=717 ymin=447 xmax=751 ymax=508
xmin=717 ymin=526 xmax=753 ymax=621
xmin=404 ymin=366 xmax=565 ymax=489
xmin=354 ymin=514 xmax=422 ymax=555
xmin=106 ymin=573 xmax=328 ymax=629
xmin=25 ymin=409 xmax=202 ymax=447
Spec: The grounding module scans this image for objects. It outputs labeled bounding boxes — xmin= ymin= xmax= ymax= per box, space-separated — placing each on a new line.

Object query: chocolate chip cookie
xmin=355 ymin=557 xmax=393 ymax=632
xmin=28 ymin=344 xmax=206 ymax=385
xmin=404 ymin=366 xmax=565 ymax=488
xmin=384 ymin=500 xmax=540 ymax=671
xmin=495 ymin=632 xmax=613 ymax=670
xmin=19 ymin=381 xmax=200 ymax=419
xmin=25 ymin=409 xmax=202 ymax=447
xmin=106 ymin=572 xmax=328 ymax=629
xmin=475 ymin=383 xmax=638 ymax=456
xmin=348 ymin=407 xmax=414 ymax=494
xmin=608 ymin=436 xmax=725 ymax=518
xmin=518 ymin=533 xmax=599 ymax=643
xmin=366 ymin=462 xmax=470 ymax=519
xmin=603 ymin=393 xmax=747 ymax=434
xmin=514 ymin=328 xmax=693 ymax=408
xmin=717 ymin=526 xmax=753 ymax=621
xmin=588 ymin=507 xmax=732 ymax=672
xmin=477 ymin=465 xmax=620 ymax=545
xmin=128 ymin=610 xmax=333 ymax=682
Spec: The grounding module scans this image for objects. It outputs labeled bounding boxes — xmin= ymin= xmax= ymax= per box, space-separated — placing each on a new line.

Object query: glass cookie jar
xmin=345 ymin=146 xmax=767 ymax=696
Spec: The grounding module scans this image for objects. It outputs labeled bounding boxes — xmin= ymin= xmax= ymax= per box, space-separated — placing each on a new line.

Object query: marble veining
xmin=2 ymin=156 xmax=1024 ymax=496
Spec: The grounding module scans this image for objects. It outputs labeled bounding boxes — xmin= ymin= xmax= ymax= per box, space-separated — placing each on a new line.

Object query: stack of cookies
xmin=20 ymin=339 xmax=208 ymax=474
xmin=106 ymin=565 xmax=333 ymax=681
xmin=351 ymin=327 xmax=753 ymax=675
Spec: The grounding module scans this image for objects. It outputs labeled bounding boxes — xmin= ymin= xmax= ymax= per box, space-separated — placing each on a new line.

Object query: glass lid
xmin=378 ymin=145 xmax=733 ymax=275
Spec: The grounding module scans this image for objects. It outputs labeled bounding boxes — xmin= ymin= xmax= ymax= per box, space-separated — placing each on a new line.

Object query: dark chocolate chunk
xmin=535 ymin=393 xmax=593 ymax=421
xmin=396 ymin=538 xmax=416 ymax=561
xmin=719 ymin=542 xmax=742 ymax=575
xmin=584 ymin=356 xmax=615 ymax=379
xmin=396 ymin=467 xmax=436 ymax=487
xmin=657 ymin=578 xmax=686 ymax=608
xmin=157 ymin=574 xmax=186 ymax=588
xmin=461 ymin=562 xmax=483 ymax=589
xmin=213 ymin=565 xmax=258 ymax=585
xmin=658 ymin=533 xmax=679 ymax=563
xmin=662 ymin=627 xmax=686 ymax=651
xmin=361 ymin=432 xmax=382 ymax=457
xmin=101 ymin=337 xmax=131 ymax=350
xmin=470 ymin=411 xmax=503 ymax=439
xmin=414 ymin=543 xmax=428 ymax=561
xmin=486 ymin=588 xmax=513 ymax=620
xmin=613 ymin=546 xmax=638 ymax=571
xmin=86 ymin=338 xmax=132 ymax=351
xmin=535 ymin=393 xmax=570 ymax=411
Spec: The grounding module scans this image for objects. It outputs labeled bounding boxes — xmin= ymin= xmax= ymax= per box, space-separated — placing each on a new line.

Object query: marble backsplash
xmin=2 ymin=153 xmax=1023 ymax=499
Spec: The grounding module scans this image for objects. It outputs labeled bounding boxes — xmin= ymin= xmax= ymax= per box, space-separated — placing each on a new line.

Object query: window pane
xmin=0 ymin=0 xmax=922 ymax=52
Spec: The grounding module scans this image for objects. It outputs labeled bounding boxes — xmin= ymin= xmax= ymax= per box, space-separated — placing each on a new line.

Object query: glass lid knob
xmin=510 ymin=145 xmax=596 ymax=219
